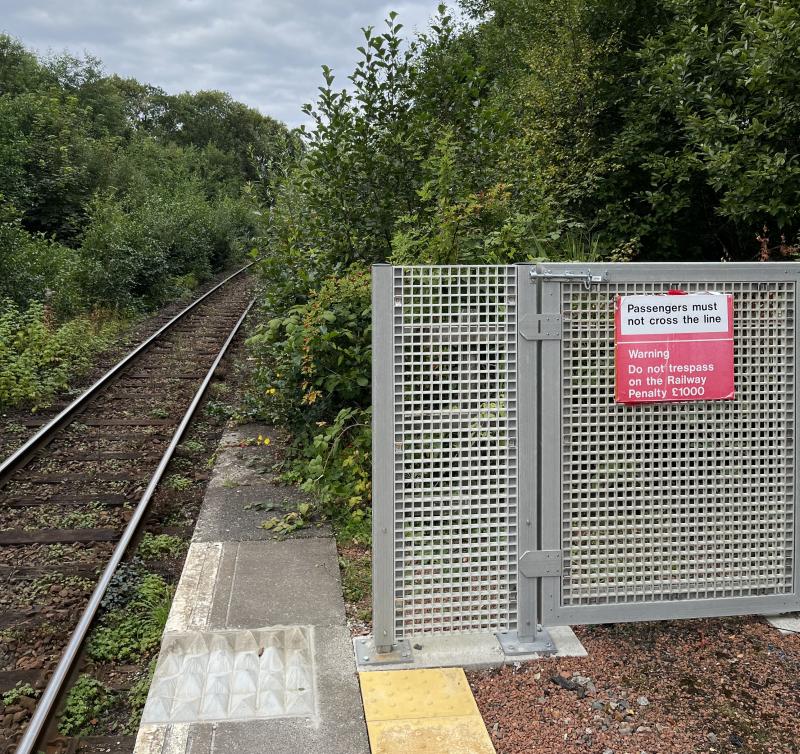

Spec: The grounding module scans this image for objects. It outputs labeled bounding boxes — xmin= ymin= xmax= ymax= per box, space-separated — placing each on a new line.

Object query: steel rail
xmin=0 ymin=262 xmax=253 ymax=483
xmin=16 ymin=297 xmax=256 ymax=754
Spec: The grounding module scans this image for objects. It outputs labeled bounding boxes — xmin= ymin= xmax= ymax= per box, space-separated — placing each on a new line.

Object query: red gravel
xmin=470 ymin=616 xmax=799 ymax=754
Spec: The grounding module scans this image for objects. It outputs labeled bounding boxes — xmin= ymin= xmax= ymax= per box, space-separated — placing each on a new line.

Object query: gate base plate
xmin=354 ymin=636 xmax=414 ymax=667
xmin=496 ymin=629 xmax=557 ymax=657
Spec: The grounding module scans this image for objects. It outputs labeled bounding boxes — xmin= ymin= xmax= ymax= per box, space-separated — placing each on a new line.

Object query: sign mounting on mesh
xmin=614 ymin=292 xmax=735 ymax=404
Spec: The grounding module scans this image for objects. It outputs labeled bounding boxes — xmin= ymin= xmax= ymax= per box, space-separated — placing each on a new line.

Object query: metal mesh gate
xmin=561 ymin=281 xmax=795 ymax=606
xmin=376 ymin=266 xmax=518 ymax=638
xmin=373 ymin=263 xmax=800 ymax=646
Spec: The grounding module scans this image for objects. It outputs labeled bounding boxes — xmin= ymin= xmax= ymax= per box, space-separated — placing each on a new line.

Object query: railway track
xmin=0 ymin=266 xmax=255 ymax=753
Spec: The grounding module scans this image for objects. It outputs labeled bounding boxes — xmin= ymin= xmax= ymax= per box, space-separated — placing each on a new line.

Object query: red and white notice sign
xmin=615 ymin=292 xmax=734 ymax=404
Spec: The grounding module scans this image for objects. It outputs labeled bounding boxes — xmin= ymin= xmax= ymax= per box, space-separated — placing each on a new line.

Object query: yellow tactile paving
xmin=359 ymin=668 xmax=496 ymax=754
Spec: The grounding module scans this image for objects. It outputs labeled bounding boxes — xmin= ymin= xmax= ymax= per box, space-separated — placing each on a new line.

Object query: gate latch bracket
xmin=520 ymin=313 xmax=562 ymax=341
xmin=529 ymin=267 xmax=608 ymax=289
xmin=519 ymin=549 xmax=563 ymax=578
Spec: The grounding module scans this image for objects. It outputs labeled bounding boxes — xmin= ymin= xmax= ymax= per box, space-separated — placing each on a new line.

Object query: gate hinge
xmin=519 ymin=549 xmax=562 ymax=578
xmin=520 ymin=313 xmax=562 ymax=341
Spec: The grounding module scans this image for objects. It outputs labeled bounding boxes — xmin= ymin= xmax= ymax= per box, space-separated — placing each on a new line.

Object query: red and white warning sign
xmin=615 ymin=292 xmax=734 ymax=404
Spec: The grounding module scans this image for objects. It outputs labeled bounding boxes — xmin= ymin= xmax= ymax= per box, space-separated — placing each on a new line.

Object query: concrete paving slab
xmin=192 ymin=425 xmax=325 ymax=543
xmin=765 ymin=612 xmax=800 ymax=634
xmin=165 ymin=543 xmax=222 ymax=633
xmin=207 ymin=539 xmax=346 ymax=629
xmin=355 ymin=626 xmax=587 ymax=671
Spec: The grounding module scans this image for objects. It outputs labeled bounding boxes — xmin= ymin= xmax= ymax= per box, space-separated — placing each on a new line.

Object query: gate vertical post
xmin=372 ymin=264 xmax=395 ymax=653
xmin=538 ymin=281 xmax=562 ymax=625
xmin=515 ymin=263 xmax=539 ymax=643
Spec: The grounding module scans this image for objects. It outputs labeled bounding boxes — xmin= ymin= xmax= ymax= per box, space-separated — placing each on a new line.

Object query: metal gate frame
xmin=530 ymin=262 xmax=800 ymax=629
xmin=372 ymin=262 xmax=800 ymax=656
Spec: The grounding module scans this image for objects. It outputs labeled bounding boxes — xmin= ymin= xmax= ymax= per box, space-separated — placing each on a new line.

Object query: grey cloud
xmin=1 ymin=0 xmax=441 ymax=126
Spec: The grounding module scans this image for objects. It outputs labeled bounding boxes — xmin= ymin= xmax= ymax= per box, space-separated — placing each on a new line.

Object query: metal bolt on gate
xmin=369 ymin=263 xmax=800 ymax=661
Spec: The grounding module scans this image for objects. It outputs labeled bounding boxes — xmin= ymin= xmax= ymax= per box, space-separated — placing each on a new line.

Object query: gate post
xmin=371 ymin=264 xmax=395 ymax=653
xmin=515 ymin=263 xmax=539 ymax=643
xmin=496 ymin=265 xmax=557 ymax=656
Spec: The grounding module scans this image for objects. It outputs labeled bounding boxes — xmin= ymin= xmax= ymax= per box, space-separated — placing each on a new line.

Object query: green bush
xmin=247 ymin=267 xmax=371 ymax=433
xmin=283 ymin=407 xmax=372 ymax=541
xmin=0 ymin=203 xmax=82 ymax=316
xmin=0 ymin=299 xmax=122 ymax=410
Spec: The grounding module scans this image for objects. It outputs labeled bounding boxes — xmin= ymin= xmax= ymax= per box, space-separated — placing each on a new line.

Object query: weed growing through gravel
xmin=180 ymin=439 xmax=205 ymax=454
xmin=137 ymin=533 xmax=187 ymax=560
xmin=88 ymin=573 xmax=173 ymax=662
xmin=150 ymin=407 xmax=169 ymax=419
xmin=125 ymin=656 xmax=158 ymax=733
xmin=30 ymin=573 xmax=93 ymax=599
xmin=59 ymin=675 xmax=115 ymax=736
xmin=165 ymin=474 xmax=192 ymax=491
xmin=2 ymin=682 xmax=36 ymax=706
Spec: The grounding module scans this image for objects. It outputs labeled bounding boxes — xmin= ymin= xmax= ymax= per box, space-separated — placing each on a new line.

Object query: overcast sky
xmin=1 ymin=0 xmax=444 ymax=127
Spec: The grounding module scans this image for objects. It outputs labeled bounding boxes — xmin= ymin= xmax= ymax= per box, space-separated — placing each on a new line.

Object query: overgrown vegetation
xmin=88 ymin=573 xmax=173 ymax=662
xmin=0 ymin=34 xmax=297 ymax=410
xmin=248 ymin=0 xmax=800 ymax=542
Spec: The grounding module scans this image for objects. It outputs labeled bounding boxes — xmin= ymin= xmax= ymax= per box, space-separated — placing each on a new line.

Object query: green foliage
xmin=126 ymin=657 xmax=158 ymax=734
xmin=0 ymin=298 xmax=121 ymax=410
xmin=58 ymin=676 xmax=114 ymax=736
xmin=260 ymin=502 xmax=315 ymax=536
xmin=283 ymin=407 xmax=372 ymax=541
xmin=137 ymin=533 xmax=187 ymax=560
xmin=248 ymin=268 xmax=372 ymax=432
xmin=2 ymin=682 xmax=36 ymax=706
xmin=164 ymin=475 xmax=192 ymax=492
xmin=87 ymin=573 xmax=173 ymax=662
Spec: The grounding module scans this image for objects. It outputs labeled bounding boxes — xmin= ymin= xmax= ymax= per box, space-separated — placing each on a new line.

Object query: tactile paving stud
xmin=142 ymin=627 xmax=316 ymax=724
xmin=367 ymin=717 xmax=496 ymax=754
xmin=360 ymin=668 xmax=478 ymax=722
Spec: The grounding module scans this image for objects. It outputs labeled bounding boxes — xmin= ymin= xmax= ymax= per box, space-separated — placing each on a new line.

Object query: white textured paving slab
xmin=142 ymin=627 xmax=316 ymax=724
xmin=765 ymin=612 xmax=800 ymax=634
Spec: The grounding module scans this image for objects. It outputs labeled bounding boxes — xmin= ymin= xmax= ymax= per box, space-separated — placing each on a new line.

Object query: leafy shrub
xmin=88 ymin=573 xmax=173 ymax=662
xmin=283 ymin=407 xmax=372 ymax=542
xmin=58 ymin=675 xmax=114 ymax=736
xmin=0 ymin=203 xmax=82 ymax=316
xmin=247 ymin=267 xmax=371 ymax=433
xmin=0 ymin=298 xmax=121 ymax=410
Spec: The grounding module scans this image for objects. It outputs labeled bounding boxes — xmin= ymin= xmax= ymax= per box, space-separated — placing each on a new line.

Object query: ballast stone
xmin=142 ymin=627 xmax=316 ymax=724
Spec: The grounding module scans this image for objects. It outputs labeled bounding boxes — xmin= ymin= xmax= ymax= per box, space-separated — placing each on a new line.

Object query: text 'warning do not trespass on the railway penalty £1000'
xmin=615 ymin=292 xmax=734 ymax=404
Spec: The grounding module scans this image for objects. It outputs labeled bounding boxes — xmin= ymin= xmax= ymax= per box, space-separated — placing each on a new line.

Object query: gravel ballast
xmin=470 ymin=616 xmax=799 ymax=754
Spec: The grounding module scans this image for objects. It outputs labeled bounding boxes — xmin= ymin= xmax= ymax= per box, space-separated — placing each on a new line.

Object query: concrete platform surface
xmin=134 ymin=424 xmax=370 ymax=754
